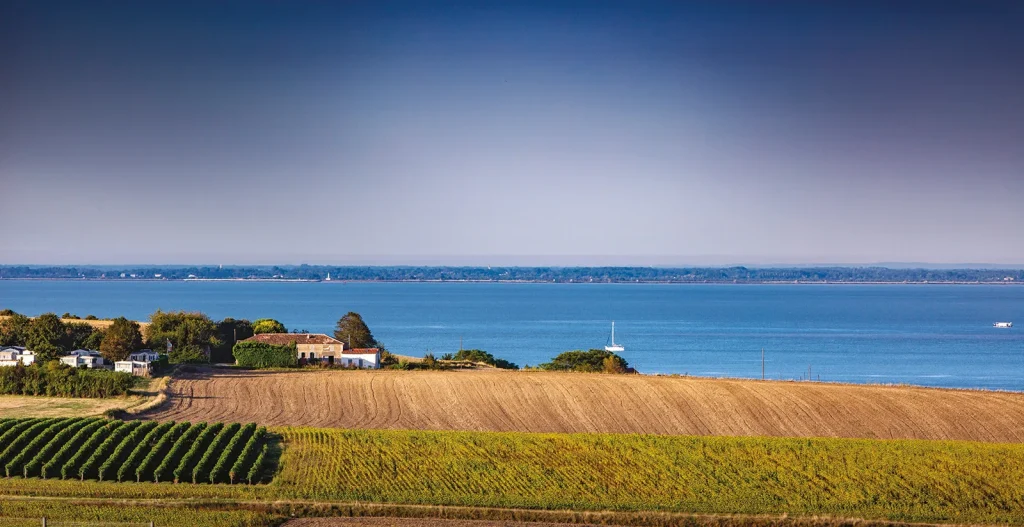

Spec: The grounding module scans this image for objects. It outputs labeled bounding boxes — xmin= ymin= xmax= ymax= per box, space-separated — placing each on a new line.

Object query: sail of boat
xmin=605 ymin=321 xmax=625 ymax=352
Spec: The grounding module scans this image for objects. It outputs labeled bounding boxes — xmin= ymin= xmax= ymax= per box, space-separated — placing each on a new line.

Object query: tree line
xmin=3 ymin=308 xmax=628 ymax=374
xmin=2 ymin=265 xmax=1022 ymax=283
xmin=0 ymin=309 xmax=380 ymax=367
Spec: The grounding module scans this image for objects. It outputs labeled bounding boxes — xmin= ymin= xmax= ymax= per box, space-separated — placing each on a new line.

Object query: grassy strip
xmin=0 ymin=496 xmax=1000 ymax=527
xmin=0 ymin=498 xmax=279 ymax=527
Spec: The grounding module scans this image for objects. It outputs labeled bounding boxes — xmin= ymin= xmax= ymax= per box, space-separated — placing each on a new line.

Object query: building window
xmin=310 ymin=352 xmax=315 ymax=359
xmin=300 ymin=352 xmax=305 ymax=358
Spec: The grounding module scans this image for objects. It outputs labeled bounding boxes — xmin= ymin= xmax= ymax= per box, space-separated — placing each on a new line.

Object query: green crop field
xmin=0 ymin=417 xmax=269 ymax=484
xmin=1 ymin=424 xmax=1024 ymax=526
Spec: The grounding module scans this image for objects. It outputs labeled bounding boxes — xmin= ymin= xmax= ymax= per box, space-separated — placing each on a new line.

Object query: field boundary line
xmin=0 ymin=495 xmax=995 ymax=527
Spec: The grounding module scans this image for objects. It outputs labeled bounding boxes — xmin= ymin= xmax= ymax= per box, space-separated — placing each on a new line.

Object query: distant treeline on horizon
xmin=0 ymin=266 xmax=1021 ymax=283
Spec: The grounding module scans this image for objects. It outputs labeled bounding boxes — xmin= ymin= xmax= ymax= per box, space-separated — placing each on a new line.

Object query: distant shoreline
xmin=1 ymin=277 xmax=1021 ymax=285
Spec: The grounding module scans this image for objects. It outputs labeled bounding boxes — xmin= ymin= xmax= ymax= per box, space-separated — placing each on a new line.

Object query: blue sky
xmin=1 ymin=1 xmax=1022 ymax=265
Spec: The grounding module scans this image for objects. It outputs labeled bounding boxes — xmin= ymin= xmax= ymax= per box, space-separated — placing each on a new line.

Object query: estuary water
xmin=1 ymin=280 xmax=1022 ymax=391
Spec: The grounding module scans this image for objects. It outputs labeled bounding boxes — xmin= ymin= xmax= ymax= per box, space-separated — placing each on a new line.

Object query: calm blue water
xmin=1 ymin=281 xmax=1022 ymax=390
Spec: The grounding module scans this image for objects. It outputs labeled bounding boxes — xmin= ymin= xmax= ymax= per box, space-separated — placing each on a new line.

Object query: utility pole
xmin=761 ymin=348 xmax=765 ymax=380
xmin=808 ymin=364 xmax=812 ymax=382
xmin=460 ymin=336 xmax=463 ymax=351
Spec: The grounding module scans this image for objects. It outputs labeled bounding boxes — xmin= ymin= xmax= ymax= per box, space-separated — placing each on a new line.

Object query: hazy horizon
xmin=3 ymin=1 xmax=1023 ymax=265
xmin=3 ymin=257 xmax=1024 ymax=270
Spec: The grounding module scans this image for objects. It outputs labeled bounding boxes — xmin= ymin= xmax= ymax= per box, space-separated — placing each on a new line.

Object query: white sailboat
xmin=605 ymin=321 xmax=625 ymax=352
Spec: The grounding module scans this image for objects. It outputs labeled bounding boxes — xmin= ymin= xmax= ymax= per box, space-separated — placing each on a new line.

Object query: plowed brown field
xmin=146 ymin=368 xmax=1024 ymax=441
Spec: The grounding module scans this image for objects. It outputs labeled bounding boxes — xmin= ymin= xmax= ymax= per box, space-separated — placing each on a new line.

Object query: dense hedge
xmin=0 ymin=362 xmax=134 ymax=398
xmin=232 ymin=341 xmax=297 ymax=368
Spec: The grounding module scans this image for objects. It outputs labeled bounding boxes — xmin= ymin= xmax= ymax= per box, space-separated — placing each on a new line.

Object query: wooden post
xmin=42 ymin=517 xmax=46 ymax=527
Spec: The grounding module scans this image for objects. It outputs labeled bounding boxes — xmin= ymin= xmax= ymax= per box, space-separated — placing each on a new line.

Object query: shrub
xmin=539 ymin=349 xmax=629 ymax=373
xmin=232 ymin=341 xmax=297 ymax=368
xmin=452 ymin=349 xmax=519 ymax=370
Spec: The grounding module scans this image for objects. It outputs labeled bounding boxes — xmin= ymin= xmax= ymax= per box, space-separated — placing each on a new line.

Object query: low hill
xmin=145 ymin=368 xmax=1024 ymax=442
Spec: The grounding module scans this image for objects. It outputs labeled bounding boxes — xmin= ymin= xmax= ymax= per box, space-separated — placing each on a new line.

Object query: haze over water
xmin=2 ymin=280 xmax=1022 ymax=391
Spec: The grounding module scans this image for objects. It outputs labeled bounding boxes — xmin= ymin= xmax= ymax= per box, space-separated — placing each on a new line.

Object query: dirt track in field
xmin=282 ymin=519 xmax=621 ymax=527
xmin=144 ymin=368 xmax=1024 ymax=441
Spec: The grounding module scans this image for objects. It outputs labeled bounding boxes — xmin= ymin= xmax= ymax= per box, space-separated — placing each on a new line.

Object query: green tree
xmin=144 ymin=310 xmax=220 ymax=364
xmin=334 ymin=312 xmax=377 ymax=348
xmin=251 ymin=318 xmax=286 ymax=334
xmin=100 ymin=317 xmax=143 ymax=362
xmin=0 ymin=312 xmax=32 ymax=346
xmin=64 ymin=322 xmax=95 ymax=351
xmin=26 ymin=313 xmax=67 ymax=362
xmin=170 ymin=345 xmax=208 ymax=364
xmin=452 ymin=349 xmax=519 ymax=370
xmin=82 ymin=329 xmax=106 ymax=350
xmin=214 ymin=318 xmax=254 ymax=363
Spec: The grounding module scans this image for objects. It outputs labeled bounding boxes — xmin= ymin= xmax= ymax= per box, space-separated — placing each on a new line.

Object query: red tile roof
xmin=343 ymin=348 xmax=380 ymax=355
xmin=243 ymin=333 xmax=343 ymax=346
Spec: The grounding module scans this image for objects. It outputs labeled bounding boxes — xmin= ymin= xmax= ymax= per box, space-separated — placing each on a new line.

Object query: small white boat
xmin=994 ymin=322 xmax=1013 ymax=328
xmin=605 ymin=321 xmax=625 ymax=352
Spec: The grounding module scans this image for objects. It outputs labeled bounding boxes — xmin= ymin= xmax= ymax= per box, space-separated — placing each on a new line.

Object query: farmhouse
xmin=60 ymin=349 xmax=110 ymax=369
xmin=242 ymin=333 xmax=381 ymax=368
xmin=0 ymin=346 xmax=35 ymax=367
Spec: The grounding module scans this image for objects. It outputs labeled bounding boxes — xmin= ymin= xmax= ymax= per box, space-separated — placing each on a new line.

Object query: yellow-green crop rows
xmin=1 ymin=424 xmax=1024 ymax=525
xmin=270 ymin=427 xmax=1024 ymax=524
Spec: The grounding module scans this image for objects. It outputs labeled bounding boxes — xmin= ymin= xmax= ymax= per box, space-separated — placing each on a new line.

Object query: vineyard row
xmin=0 ymin=417 xmax=269 ymax=484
